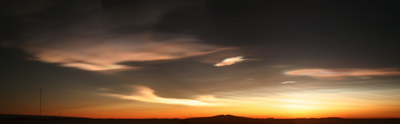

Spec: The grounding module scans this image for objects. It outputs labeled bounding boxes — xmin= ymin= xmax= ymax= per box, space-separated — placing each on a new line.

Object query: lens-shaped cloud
xmin=19 ymin=33 xmax=226 ymax=72
xmin=281 ymin=81 xmax=296 ymax=84
xmin=285 ymin=68 xmax=400 ymax=79
xmin=214 ymin=56 xmax=245 ymax=66
xmin=61 ymin=63 xmax=131 ymax=71
xmin=104 ymin=86 xmax=223 ymax=106
xmin=2 ymin=0 xmax=226 ymax=72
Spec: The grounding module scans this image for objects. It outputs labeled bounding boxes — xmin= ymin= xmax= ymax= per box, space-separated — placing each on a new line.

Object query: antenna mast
xmin=40 ymin=88 xmax=42 ymax=117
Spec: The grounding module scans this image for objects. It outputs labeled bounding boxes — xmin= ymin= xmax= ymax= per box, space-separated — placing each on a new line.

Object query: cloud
xmin=285 ymin=68 xmax=400 ymax=79
xmin=281 ymin=81 xmax=296 ymax=84
xmin=104 ymin=86 xmax=223 ymax=106
xmin=214 ymin=56 xmax=245 ymax=66
xmin=2 ymin=1 xmax=227 ymax=72
xmin=21 ymin=33 xmax=225 ymax=72
xmin=102 ymin=86 xmax=288 ymax=107
xmin=61 ymin=63 xmax=131 ymax=71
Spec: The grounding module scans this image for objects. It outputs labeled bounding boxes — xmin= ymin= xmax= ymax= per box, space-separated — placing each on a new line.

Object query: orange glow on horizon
xmin=3 ymin=87 xmax=398 ymax=119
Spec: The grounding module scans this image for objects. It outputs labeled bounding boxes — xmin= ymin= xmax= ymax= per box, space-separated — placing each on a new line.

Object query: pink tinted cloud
xmin=281 ymin=81 xmax=296 ymax=84
xmin=104 ymin=86 xmax=222 ymax=106
xmin=214 ymin=56 xmax=245 ymax=66
xmin=285 ymin=68 xmax=400 ymax=79
xmin=21 ymin=33 xmax=226 ymax=71
xmin=3 ymin=1 xmax=225 ymax=72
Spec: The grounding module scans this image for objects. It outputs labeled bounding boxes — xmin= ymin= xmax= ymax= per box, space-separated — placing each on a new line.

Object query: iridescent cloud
xmin=282 ymin=81 xmax=296 ymax=84
xmin=20 ymin=33 xmax=226 ymax=72
xmin=3 ymin=0 xmax=226 ymax=72
xmin=214 ymin=56 xmax=245 ymax=66
xmin=285 ymin=68 xmax=400 ymax=79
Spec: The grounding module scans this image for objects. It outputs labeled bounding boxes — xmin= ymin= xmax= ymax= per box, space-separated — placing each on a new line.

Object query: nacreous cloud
xmin=20 ymin=33 xmax=226 ymax=72
xmin=104 ymin=86 xmax=223 ymax=106
xmin=2 ymin=0 xmax=227 ymax=72
xmin=282 ymin=81 xmax=296 ymax=84
xmin=285 ymin=68 xmax=400 ymax=79
xmin=215 ymin=56 xmax=245 ymax=66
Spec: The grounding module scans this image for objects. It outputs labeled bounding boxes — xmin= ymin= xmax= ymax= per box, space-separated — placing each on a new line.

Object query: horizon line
xmin=1 ymin=114 xmax=399 ymax=120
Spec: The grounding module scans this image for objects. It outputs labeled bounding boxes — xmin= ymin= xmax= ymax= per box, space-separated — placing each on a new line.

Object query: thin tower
xmin=40 ymin=88 xmax=42 ymax=117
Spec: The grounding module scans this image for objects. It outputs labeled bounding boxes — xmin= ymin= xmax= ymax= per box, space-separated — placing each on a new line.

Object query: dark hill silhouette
xmin=0 ymin=114 xmax=90 ymax=120
xmin=1 ymin=114 xmax=399 ymax=124
xmin=178 ymin=114 xmax=278 ymax=124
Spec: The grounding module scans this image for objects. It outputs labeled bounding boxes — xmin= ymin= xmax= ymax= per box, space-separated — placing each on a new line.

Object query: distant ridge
xmin=200 ymin=114 xmax=250 ymax=119
xmin=1 ymin=114 xmax=399 ymax=124
xmin=0 ymin=114 xmax=90 ymax=120
xmin=178 ymin=114 xmax=273 ymax=124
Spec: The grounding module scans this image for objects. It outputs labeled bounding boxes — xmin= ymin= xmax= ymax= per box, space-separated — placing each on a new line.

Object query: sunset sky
xmin=1 ymin=0 xmax=400 ymax=119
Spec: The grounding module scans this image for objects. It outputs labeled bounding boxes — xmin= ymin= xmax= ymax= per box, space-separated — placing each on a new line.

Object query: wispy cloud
xmin=21 ymin=33 xmax=225 ymax=72
xmin=104 ymin=86 xmax=223 ymax=106
xmin=214 ymin=56 xmax=245 ymax=66
xmin=285 ymin=68 xmax=400 ymax=79
xmin=281 ymin=81 xmax=296 ymax=84
xmin=101 ymin=85 xmax=400 ymax=114
xmin=61 ymin=63 xmax=132 ymax=71
xmin=2 ymin=0 xmax=226 ymax=72
xmin=102 ymin=86 xmax=287 ymax=107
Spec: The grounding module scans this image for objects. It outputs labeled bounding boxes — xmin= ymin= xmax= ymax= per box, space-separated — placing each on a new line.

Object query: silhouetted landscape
xmin=1 ymin=114 xmax=399 ymax=124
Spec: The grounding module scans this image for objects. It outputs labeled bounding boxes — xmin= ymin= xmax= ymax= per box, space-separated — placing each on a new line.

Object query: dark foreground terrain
xmin=1 ymin=114 xmax=399 ymax=124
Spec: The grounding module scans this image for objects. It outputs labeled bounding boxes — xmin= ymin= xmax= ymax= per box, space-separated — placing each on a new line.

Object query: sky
xmin=1 ymin=0 xmax=400 ymax=119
